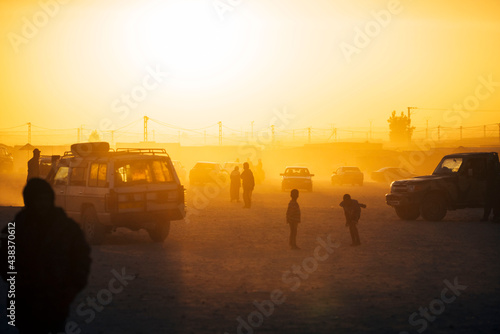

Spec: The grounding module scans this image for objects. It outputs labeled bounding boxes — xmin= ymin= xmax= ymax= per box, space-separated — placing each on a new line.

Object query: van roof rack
xmin=115 ymin=148 xmax=169 ymax=156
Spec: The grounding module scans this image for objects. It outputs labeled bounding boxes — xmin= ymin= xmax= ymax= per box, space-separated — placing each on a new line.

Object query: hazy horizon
xmin=1 ymin=0 xmax=500 ymax=137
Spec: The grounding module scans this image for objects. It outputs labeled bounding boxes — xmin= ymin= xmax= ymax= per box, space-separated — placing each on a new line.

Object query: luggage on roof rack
xmin=115 ymin=148 xmax=169 ymax=156
xmin=71 ymin=142 xmax=110 ymax=157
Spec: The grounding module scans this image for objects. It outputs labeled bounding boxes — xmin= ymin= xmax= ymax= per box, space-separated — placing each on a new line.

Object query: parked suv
xmin=386 ymin=152 xmax=500 ymax=221
xmin=49 ymin=142 xmax=185 ymax=244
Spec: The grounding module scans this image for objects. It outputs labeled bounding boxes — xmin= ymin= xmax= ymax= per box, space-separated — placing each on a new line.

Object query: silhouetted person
xmin=240 ymin=162 xmax=255 ymax=208
xmin=481 ymin=160 xmax=497 ymax=221
xmin=27 ymin=148 xmax=40 ymax=181
xmin=0 ymin=178 xmax=91 ymax=334
xmin=286 ymin=189 xmax=301 ymax=250
xmin=230 ymin=166 xmax=241 ymax=202
xmin=340 ymin=194 xmax=366 ymax=246
xmin=255 ymin=158 xmax=265 ymax=184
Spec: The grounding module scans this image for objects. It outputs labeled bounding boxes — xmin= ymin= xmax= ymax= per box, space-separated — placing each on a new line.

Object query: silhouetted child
xmin=286 ymin=189 xmax=301 ymax=249
xmin=339 ymin=193 xmax=366 ymax=246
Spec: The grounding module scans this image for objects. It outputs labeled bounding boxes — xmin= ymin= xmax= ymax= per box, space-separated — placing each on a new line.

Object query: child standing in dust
xmin=339 ymin=193 xmax=366 ymax=246
xmin=286 ymin=189 xmax=301 ymax=250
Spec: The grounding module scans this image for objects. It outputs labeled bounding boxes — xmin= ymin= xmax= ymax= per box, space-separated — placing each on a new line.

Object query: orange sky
xmin=1 ymin=0 xmax=499 ymax=137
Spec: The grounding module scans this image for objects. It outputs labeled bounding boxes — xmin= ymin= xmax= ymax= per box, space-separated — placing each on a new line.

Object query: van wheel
xmin=82 ymin=207 xmax=105 ymax=245
xmin=148 ymin=221 xmax=171 ymax=242
xmin=421 ymin=195 xmax=447 ymax=221
xmin=395 ymin=206 xmax=420 ymax=220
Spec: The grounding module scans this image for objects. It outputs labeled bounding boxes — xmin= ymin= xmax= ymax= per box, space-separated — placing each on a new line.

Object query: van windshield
xmin=115 ymin=159 xmax=174 ymax=186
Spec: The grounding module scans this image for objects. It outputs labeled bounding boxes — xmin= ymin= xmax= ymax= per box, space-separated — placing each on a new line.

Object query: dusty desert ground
xmin=1 ymin=175 xmax=500 ymax=334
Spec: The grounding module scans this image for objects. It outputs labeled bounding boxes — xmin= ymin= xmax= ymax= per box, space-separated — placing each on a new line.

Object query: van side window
xmin=89 ymin=163 xmax=108 ymax=187
xmin=54 ymin=166 xmax=69 ymax=185
xmin=151 ymin=160 xmax=173 ymax=182
xmin=70 ymin=167 xmax=87 ymax=186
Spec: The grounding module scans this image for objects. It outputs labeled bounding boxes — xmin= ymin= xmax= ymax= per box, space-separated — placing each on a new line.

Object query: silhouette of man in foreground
xmin=286 ymin=189 xmax=301 ymax=250
xmin=0 ymin=178 xmax=91 ymax=334
xmin=230 ymin=166 xmax=241 ymax=202
xmin=240 ymin=162 xmax=255 ymax=208
xmin=27 ymin=148 xmax=41 ymax=182
xmin=340 ymin=194 xmax=366 ymax=246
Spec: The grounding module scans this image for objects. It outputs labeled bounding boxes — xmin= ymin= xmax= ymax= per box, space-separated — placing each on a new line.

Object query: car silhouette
xmin=189 ymin=161 xmax=228 ymax=185
xmin=331 ymin=166 xmax=364 ymax=186
xmin=280 ymin=166 xmax=314 ymax=192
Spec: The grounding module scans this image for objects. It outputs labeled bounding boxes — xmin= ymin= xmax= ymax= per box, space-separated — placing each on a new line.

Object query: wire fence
xmin=1 ymin=119 xmax=499 ymax=146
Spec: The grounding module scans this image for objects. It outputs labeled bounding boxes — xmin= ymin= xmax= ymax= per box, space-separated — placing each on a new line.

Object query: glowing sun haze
xmin=1 ymin=0 xmax=499 ymax=135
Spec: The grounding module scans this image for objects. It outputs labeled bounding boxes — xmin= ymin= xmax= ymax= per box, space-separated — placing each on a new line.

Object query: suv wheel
xmin=395 ymin=206 xmax=420 ymax=221
xmin=148 ymin=221 xmax=171 ymax=242
xmin=420 ymin=195 xmax=447 ymax=221
xmin=82 ymin=207 xmax=105 ymax=245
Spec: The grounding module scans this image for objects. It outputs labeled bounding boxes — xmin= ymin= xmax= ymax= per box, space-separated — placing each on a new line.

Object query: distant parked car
xmin=0 ymin=145 xmax=14 ymax=172
xmin=189 ymin=162 xmax=228 ymax=185
xmin=331 ymin=166 xmax=364 ymax=186
xmin=222 ymin=161 xmax=243 ymax=173
xmin=280 ymin=166 xmax=314 ymax=192
xmin=371 ymin=167 xmax=416 ymax=183
xmin=172 ymin=160 xmax=187 ymax=184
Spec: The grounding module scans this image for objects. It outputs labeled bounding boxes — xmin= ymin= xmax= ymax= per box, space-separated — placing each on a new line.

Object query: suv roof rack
xmin=115 ymin=148 xmax=169 ymax=156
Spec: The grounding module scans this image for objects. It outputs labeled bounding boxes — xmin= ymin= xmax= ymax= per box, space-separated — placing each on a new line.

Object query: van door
xmin=52 ymin=166 xmax=69 ymax=209
xmin=66 ymin=165 xmax=88 ymax=218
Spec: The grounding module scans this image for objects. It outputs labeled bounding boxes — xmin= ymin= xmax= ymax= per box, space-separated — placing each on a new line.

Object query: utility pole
xmin=27 ymin=122 xmax=31 ymax=144
xmin=143 ymin=116 xmax=148 ymax=142
xmin=218 ymin=121 xmax=222 ymax=145
xmin=407 ymin=107 xmax=417 ymax=123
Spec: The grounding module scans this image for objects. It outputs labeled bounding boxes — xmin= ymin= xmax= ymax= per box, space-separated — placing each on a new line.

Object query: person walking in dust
xmin=230 ymin=166 xmax=241 ymax=202
xmin=27 ymin=148 xmax=41 ymax=181
xmin=286 ymin=189 xmax=301 ymax=250
xmin=339 ymin=193 xmax=366 ymax=246
xmin=240 ymin=162 xmax=255 ymax=208
xmin=0 ymin=178 xmax=91 ymax=334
